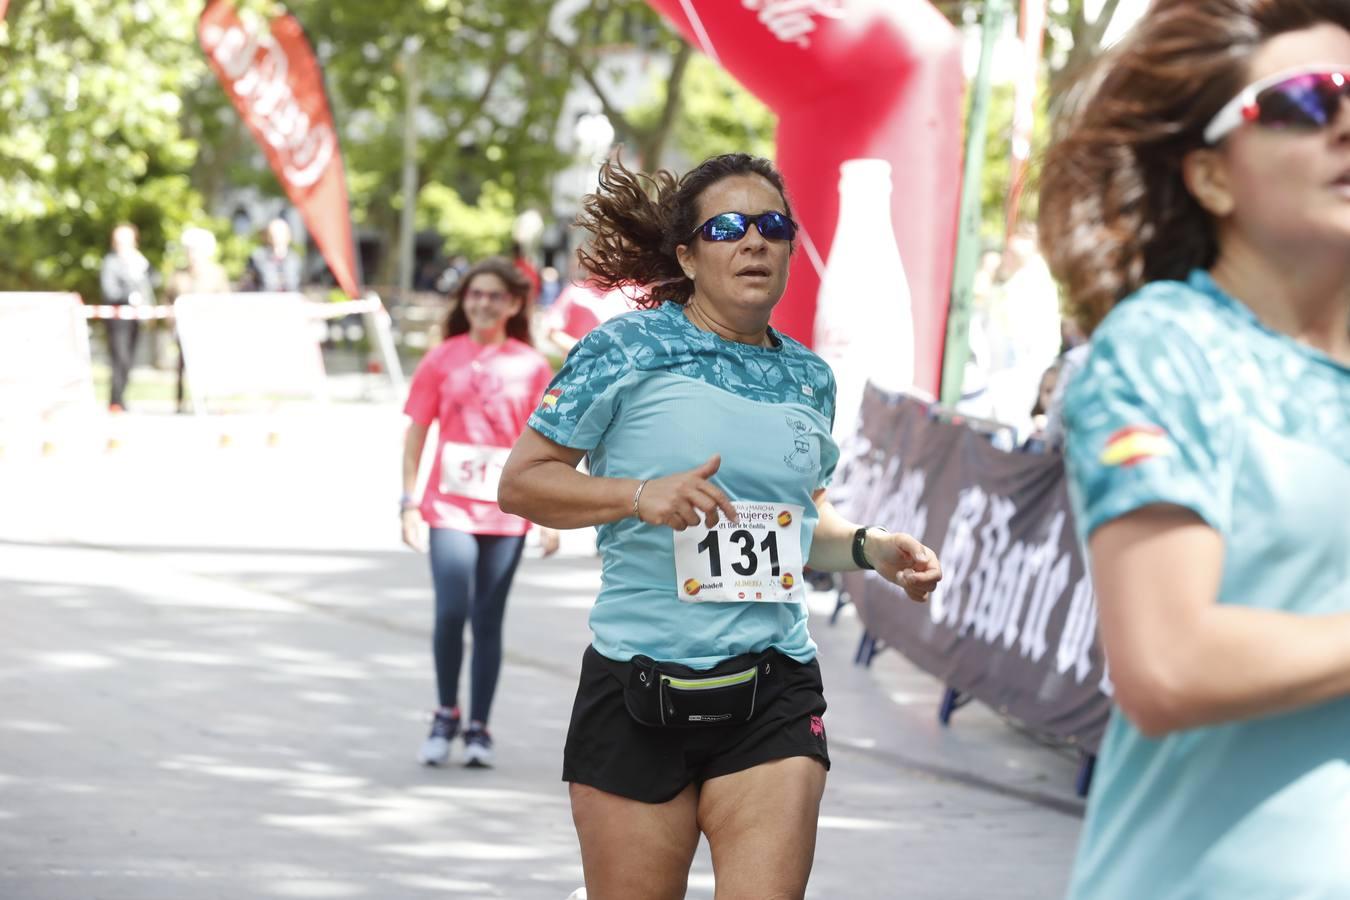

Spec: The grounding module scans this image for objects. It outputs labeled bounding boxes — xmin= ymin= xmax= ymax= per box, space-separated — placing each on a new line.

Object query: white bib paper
xmin=439 ymin=442 xmax=510 ymax=502
xmin=672 ymin=501 xmax=805 ymax=604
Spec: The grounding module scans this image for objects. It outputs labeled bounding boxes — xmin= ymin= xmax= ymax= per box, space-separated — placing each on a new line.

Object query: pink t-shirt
xmin=404 ymin=334 xmax=554 ymax=535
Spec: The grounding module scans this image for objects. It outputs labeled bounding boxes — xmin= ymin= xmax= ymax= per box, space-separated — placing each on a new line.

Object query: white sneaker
xmin=417 ymin=710 xmax=460 ymax=766
xmin=462 ymin=725 xmax=494 ymax=768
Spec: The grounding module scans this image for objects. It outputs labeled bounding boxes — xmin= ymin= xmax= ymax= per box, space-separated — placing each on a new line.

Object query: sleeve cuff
xmin=1081 ymin=484 xmax=1225 ymax=540
xmin=526 ymin=417 xmax=592 ymax=450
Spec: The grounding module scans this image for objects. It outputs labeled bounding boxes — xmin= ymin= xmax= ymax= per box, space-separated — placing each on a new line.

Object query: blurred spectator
xmin=435 ymin=254 xmax=470 ymax=295
xmin=1041 ymin=341 xmax=1090 ymax=450
xmin=169 ymin=227 xmax=229 ymax=297
xmin=415 ymin=258 xmax=445 ymax=293
xmin=968 ymin=225 xmax=1063 ymax=441
xmin=1021 ymin=358 xmax=1062 ymax=452
xmin=954 ymin=248 xmax=1007 ymax=422
xmin=538 ymin=266 xmax=562 ymax=308
xmin=99 ymin=223 xmax=155 ymax=412
xmin=166 ymin=227 xmax=230 ymax=413
xmin=972 ymin=248 xmax=1003 ymax=305
xmin=541 ymin=260 xmax=633 ymax=358
xmin=511 ymin=241 xmax=541 ymax=303
xmin=241 ymin=218 xmax=302 ymax=292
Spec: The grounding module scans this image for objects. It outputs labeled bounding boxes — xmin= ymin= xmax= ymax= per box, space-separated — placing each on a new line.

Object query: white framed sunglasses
xmin=1204 ymin=64 xmax=1350 ymax=145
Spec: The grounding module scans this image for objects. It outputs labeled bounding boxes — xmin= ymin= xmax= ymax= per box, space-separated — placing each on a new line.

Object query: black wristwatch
xmin=851 ymin=526 xmax=886 ymax=570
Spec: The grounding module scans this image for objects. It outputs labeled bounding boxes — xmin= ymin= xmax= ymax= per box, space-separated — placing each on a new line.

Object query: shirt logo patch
xmin=1100 ymin=425 xmax=1173 ymax=468
xmin=541 ymin=388 xmax=563 ymax=409
xmin=800 ymin=384 xmax=814 ymax=398
xmin=783 ymin=416 xmax=817 ymax=473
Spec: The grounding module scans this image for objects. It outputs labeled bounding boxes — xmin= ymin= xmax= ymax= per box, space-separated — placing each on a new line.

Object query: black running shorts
xmin=562 ymin=644 xmax=831 ymax=804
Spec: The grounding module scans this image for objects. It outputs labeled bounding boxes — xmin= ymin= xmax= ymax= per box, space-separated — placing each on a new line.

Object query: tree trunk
xmin=638 ymin=39 xmax=692 ymax=170
xmin=1048 ymin=0 xmax=1123 ymax=111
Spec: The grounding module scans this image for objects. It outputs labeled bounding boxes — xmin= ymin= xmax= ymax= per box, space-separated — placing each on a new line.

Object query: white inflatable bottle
xmin=812 ymin=158 xmax=915 ymax=441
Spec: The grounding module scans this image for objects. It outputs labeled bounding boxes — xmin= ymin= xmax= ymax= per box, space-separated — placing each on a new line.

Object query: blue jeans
xmin=428 ymin=528 xmax=525 ymax=724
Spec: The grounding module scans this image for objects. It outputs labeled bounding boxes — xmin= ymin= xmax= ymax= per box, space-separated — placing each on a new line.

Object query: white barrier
xmin=174 ymin=292 xmax=329 ymax=411
xmin=0 ymin=291 xmax=404 ymax=434
xmin=79 ymin=293 xmax=405 ymax=398
xmin=0 ymin=293 xmax=96 ymax=419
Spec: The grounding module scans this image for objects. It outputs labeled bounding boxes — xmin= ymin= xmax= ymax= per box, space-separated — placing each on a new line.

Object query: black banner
xmin=833 ymin=385 xmax=1112 ymax=753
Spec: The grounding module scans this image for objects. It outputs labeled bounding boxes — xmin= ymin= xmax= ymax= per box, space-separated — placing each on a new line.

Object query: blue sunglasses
xmin=689 ymin=211 xmax=798 ymax=243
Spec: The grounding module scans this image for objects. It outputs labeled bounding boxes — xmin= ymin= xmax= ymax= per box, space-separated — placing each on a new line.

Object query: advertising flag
xmin=198 ymin=0 xmax=360 ymax=297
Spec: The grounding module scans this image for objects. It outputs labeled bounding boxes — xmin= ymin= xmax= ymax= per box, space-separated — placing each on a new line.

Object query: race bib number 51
xmin=439 ymin=442 xmax=510 ymax=502
xmin=673 ymin=501 xmax=805 ymax=603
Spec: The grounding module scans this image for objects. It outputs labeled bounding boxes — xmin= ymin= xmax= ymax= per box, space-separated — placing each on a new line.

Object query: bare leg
xmin=570 ymin=781 xmax=701 ymax=900
xmin=697 ymin=757 xmax=827 ymax=900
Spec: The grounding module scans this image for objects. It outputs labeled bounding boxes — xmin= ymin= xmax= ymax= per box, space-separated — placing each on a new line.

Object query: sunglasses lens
xmin=756 ymin=212 xmax=796 ymax=241
xmin=1257 ymin=73 xmax=1348 ymax=129
xmin=703 ymin=214 xmax=748 ymax=241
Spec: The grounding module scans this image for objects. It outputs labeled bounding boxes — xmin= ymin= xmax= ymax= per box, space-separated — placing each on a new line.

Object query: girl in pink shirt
xmin=401 ymin=257 xmax=557 ymax=767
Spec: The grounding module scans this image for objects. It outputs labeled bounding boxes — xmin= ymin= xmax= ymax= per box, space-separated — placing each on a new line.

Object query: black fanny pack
xmin=622 ymin=650 xmax=777 ymax=729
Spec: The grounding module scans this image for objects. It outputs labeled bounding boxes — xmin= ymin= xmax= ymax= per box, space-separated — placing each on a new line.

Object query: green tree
xmin=0 ymin=0 xmax=224 ymax=300
xmin=279 ymin=0 xmax=691 ymax=282
xmin=415 ymin=181 xmax=516 ymax=261
xmin=629 ymin=54 xmax=776 ymax=169
xmin=939 ymin=0 xmax=1126 ymax=242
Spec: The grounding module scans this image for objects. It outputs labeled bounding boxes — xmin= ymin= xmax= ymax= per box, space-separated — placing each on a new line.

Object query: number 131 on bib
xmin=672 ymin=502 xmax=805 ymax=604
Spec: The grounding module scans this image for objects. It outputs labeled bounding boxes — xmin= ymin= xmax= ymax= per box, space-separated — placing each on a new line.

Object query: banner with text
xmin=833 ymin=385 xmax=1112 ymax=752
xmin=198 ymin=0 xmax=360 ymax=298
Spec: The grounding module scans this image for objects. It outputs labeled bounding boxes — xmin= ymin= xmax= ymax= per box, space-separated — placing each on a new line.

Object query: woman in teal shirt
xmin=1039 ymin=1 xmax=1350 ymax=897
xmin=499 ymin=153 xmax=942 ymax=899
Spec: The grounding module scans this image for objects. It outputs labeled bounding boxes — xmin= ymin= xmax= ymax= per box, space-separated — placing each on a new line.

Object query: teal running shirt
xmin=528 ymin=301 xmax=839 ymax=668
xmin=1063 ymin=270 xmax=1350 ymax=899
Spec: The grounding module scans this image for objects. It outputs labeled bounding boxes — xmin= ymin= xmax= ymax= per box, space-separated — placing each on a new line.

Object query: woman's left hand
xmin=540 ymin=527 xmax=561 ymax=558
xmin=866 ymin=530 xmax=942 ymax=603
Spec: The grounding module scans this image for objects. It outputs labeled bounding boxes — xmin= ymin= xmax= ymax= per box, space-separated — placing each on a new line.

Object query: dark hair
xmin=1031 ymin=359 xmax=1062 ymax=418
xmin=1038 ymin=0 xmax=1350 ymax=333
xmin=575 ymin=152 xmax=794 ymax=308
xmin=443 ymin=256 xmax=533 ymax=343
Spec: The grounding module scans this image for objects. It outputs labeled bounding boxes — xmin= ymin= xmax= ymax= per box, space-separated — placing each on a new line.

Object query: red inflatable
xmin=643 ymin=0 xmax=964 ymax=397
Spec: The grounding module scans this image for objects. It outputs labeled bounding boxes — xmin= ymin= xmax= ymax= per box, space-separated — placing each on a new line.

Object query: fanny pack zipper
xmin=660 ymin=667 xmax=757 ymax=691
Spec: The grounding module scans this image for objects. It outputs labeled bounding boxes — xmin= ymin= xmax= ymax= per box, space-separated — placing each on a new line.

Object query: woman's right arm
xmin=498 ymin=427 xmax=737 ymax=531
xmin=1092 ymin=505 xmax=1350 ymax=737
xmin=400 ymin=421 xmax=430 ymax=552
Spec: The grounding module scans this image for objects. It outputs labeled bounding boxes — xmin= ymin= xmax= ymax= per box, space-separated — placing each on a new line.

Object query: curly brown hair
xmin=1038 ymin=0 xmax=1350 ymax=333
xmin=575 ymin=152 xmax=795 ymax=309
xmin=443 ymin=256 xmax=534 ymax=344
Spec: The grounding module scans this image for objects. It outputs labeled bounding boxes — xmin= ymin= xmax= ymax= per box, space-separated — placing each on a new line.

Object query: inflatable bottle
xmin=639 ymin=0 xmax=962 ymax=398
xmin=815 ymin=159 xmax=915 ymax=438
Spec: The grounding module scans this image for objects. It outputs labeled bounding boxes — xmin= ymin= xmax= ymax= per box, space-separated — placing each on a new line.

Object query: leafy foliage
xmin=629 ymin=54 xmax=776 ymax=169
xmin=0 ymin=0 xmax=224 ymax=299
xmin=0 ymin=0 xmax=1124 ymax=296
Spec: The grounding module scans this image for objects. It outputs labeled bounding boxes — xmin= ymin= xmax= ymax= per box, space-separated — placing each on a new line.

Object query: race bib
xmin=439 ymin=442 xmax=510 ymax=502
xmin=673 ymin=501 xmax=805 ymax=604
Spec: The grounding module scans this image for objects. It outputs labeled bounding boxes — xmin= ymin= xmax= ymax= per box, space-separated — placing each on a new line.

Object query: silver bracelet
xmin=632 ymin=479 xmax=649 ymax=519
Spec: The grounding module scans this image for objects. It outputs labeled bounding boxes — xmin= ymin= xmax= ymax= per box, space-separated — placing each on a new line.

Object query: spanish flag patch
xmin=1099 ymin=425 xmax=1173 ymax=468
xmin=541 ymin=388 xmax=563 ymax=409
